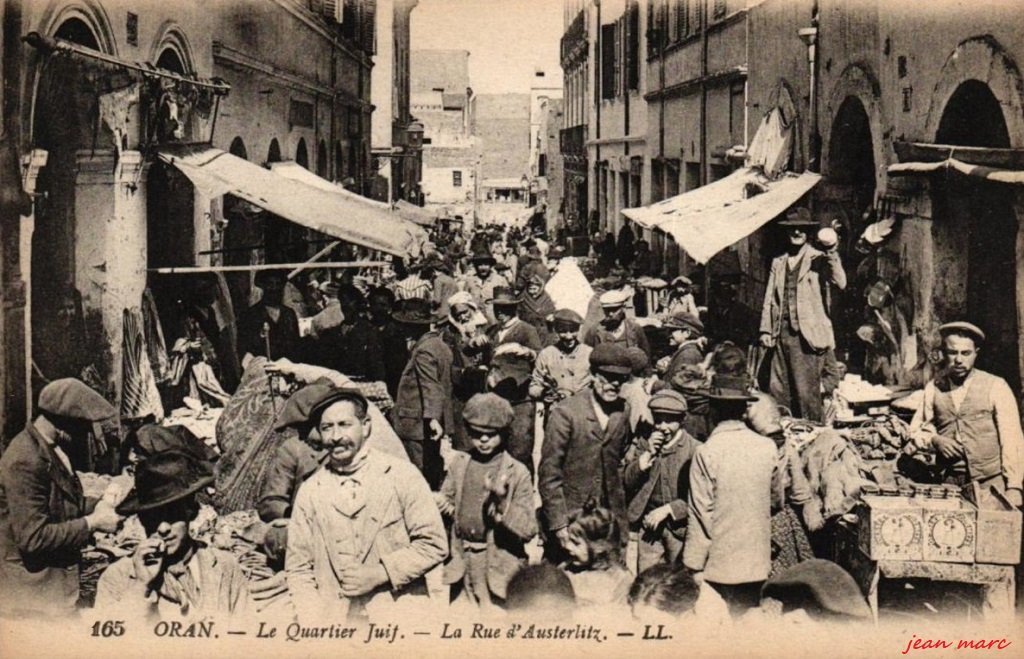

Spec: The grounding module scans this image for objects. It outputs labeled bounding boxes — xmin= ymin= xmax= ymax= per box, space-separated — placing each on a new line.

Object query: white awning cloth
xmin=622 ymin=168 xmax=821 ymax=264
xmin=158 ymin=147 xmax=427 ymax=258
xmin=888 ymin=158 xmax=1024 ymax=185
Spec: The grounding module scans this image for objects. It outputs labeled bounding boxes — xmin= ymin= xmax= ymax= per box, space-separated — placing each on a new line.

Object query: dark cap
xmin=702 ymin=373 xmax=756 ymax=402
xmin=307 ymin=387 xmax=370 ymax=426
xmin=254 ymin=269 xmax=288 ymax=286
xmin=589 ymin=343 xmax=633 ymax=375
xmin=37 ymin=378 xmax=117 ymax=422
xmin=393 ymin=298 xmax=446 ymax=325
xmin=274 ymin=379 xmax=337 ymax=431
xmin=117 ymin=449 xmax=214 ymax=515
xmin=488 ymin=286 xmax=522 ymax=306
xmin=462 ymin=393 xmax=514 ymax=432
xmin=778 ymin=207 xmax=818 ymax=228
xmin=663 ymin=312 xmax=704 ymax=334
xmin=762 ymin=559 xmax=871 ymax=619
xmin=648 ymin=389 xmax=688 ymax=416
xmin=551 ymin=308 xmax=583 ymax=330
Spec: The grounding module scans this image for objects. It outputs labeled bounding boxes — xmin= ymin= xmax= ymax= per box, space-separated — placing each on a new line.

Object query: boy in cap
xmin=95 ymin=449 xmax=250 ymax=620
xmin=910 ymin=321 xmax=1024 ymax=507
xmin=0 ymin=378 xmax=122 ymax=618
xmin=583 ymin=288 xmax=652 ymax=361
xmin=659 ymin=312 xmax=706 ymax=383
xmin=438 ymin=393 xmax=537 ymax=609
xmin=623 ymin=390 xmax=701 ymax=571
xmin=529 ymin=309 xmax=593 ymax=404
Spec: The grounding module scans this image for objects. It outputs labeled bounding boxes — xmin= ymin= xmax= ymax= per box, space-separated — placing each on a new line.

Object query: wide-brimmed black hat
xmin=701 ymin=373 xmax=757 ymax=402
xmin=778 ymin=207 xmax=818 ymax=228
xmin=117 ymin=449 xmax=214 ymax=515
xmin=393 ymin=297 xmax=446 ymax=325
xmin=471 ymin=251 xmax=497 ymax=266
xmin=488 ymin=286 xmax=522 ymax=306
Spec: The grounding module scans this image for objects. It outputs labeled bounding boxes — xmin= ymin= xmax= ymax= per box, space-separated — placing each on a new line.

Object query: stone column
xmin=74 ymin=149 xmax=148 ymax=407
xmin=17 ymin=149 xmax=48 ymax=426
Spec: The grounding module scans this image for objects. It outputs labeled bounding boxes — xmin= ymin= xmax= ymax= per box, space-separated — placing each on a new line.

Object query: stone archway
xmin=926 ymin=36 xmax=1024 ymax=390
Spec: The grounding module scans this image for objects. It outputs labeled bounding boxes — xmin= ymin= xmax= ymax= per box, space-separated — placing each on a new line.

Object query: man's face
xmin=261 ymin=278 xmax=285 ymax=305
xmin=788 ymin=228 xmax=808 ymax=247
xmin=494 ymin=304 xmax=516 ymax=324
xmin=318 ymin=400 xmax=371 ymax=470
xmin=602 ymin=305 xmax=626 ymax=325
xmin=139 ymin=498 xmax=197 ymax=559
xmin=943 ymin=334 xmax=978 ymax=380
xmin=527 ymin=281 xmax=543 ymax=297
xmin=475 ymin=263 xmax=492 ymax=278
xmin=592 ymin=369 xmax=627 ymax=403
xmin=369 ymin=294 xmax=392 ymax=321
xmin=670 ymin=328 xmax=691 ymax=347
xmin=468 ymin=427 xmax=502 ymax=456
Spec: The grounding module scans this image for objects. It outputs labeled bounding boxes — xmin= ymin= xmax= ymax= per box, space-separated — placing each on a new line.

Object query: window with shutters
xmin=453 ymin=171 xmax=462 ymax=187
xmin=627 ymin=3 xmax=640 ymax=90
xmin=675 ymin=0 xmax=688 ymax=41
xmin=601 ymin=23 xmax=616 ymax=100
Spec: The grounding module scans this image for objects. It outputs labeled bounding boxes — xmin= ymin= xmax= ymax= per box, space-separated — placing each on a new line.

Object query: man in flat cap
xmin=462 ymin=250 xmax=510 ymax=325
xmin=286 ymin=388 xmax=447 ymax=623
xmin=759 ymin=208 xmax=846 ymax=422
xmin=0 ymin=378 xmax=123 ymax=618
xmin=910 ymin=322 xmax=1024 ymax=507
xmin=530 ymin=309 xmax=594 ymax=405
xmin=583 ymin=288 xmax=652 ymax=361
xmin=660 ymin=311 xmax=706 ymax=384
xmin=538 ymin=343 xmax=632 ymax=562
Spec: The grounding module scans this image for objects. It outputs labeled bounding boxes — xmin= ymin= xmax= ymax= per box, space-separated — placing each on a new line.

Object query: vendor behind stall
xmin=909 ymin=321 xmax=1024 ymax=508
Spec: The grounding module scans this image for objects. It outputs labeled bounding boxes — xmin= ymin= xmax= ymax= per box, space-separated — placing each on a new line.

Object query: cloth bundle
xmin=795 ymin=429 xmax=874 ymax=532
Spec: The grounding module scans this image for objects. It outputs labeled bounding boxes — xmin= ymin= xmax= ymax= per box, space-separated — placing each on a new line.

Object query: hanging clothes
xmin=141 ymin=288 xmax=170 ymax=385
xmin=121 ymin=307 xmax=164 ymax=421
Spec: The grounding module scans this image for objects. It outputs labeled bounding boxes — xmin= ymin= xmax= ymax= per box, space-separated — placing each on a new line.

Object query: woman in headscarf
xmin=440 ymin=291 xmax=491 ymax=451
xmin=519 ymin=273 xmax=556 ymax=343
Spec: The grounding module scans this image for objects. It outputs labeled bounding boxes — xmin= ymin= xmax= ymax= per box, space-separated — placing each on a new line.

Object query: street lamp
xmin=406 ymin=121 xmax=425 ymax=150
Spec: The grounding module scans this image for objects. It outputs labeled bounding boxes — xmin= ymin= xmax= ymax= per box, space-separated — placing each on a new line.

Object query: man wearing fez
xmin=0 ymin=379 xmax=122 ymax=618
xmin=539 ymin=343 xmax=632 ymax=560
xmin=95 ymin=450 xmax=250 ymax=620
xmin=759 ymin=208 xmax=846 ymax=421
xmin=911 ymin=322 xmax=1024 ymax=508
xmin=287 ymin=388 xmax=447 ymax=623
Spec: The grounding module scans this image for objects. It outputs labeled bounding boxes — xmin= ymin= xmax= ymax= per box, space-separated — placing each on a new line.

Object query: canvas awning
xmin=887 ymin=158 xmax=1024 ymax=185
xmin=270 ymin=161 xmax=436 ymax=226
xmin=622 ymin=168 xmax=821 ymax=264
xmin=158 ymin=146 xmax=427 ymax=258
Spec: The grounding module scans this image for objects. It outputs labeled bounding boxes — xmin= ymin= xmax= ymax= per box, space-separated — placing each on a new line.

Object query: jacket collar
xmin=27 ymin=423 xmax=83 ymax=501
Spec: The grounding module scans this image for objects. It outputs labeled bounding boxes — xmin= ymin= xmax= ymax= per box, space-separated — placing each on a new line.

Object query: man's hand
xmin=637 ymin=450 xmax=655 ymax=472
xmin=434 ymin=492 xmax=454 ymax=517
xmin=554 ymin=527 xmax=571 ymax=550
xmin=131 ymin=537 xmax=166 ymax=590
xmin=932 ymin=434 xmax=964 ymax=460
xmin=264 ymin=358 xmax=296 ymax=378
xmin=1005 ymin=488 xmax=1023 ymax=509
xmin=642 ymin=504 xmax=673 ymax=532
xmin=759 ymin=333 xmax=774 ymax=348
xmin=648 ymin=431 xmax=666 ymax=455
xmin=339 ymin=563 xmax=389 ymax=598
xmin=428 ymin=419 xmax=444 ymax=441
xmin=87 ymin=499 xmax=123 ymax=533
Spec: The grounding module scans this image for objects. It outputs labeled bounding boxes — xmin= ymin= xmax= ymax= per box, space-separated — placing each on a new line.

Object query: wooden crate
xmin=969 ymin=484 xmax=1022 ymax=565
xmin=922 ymin=505 xmax=977 ymax=563
xmin=858 ymin=495 xmax=925 ymax=561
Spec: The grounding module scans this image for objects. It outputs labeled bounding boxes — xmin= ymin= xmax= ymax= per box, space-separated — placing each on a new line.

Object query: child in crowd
xmin=622 ymin=389 xmax=702 ymax=572
xmin=560 ymin=502 xmax=633 ymax=608
xmin=438 ymin=393 xmax=537 ymax=610
xmin=628 ymin=563 xmax=701 ymax=622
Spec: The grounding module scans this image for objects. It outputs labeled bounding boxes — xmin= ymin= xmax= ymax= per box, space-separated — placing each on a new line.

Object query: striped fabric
xmin=393 ymin=274 xmax=432 ymax=300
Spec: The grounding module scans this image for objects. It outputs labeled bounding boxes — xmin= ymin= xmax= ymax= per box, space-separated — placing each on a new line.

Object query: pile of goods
xmin=835 ymin=414 xmax=910 ymax=461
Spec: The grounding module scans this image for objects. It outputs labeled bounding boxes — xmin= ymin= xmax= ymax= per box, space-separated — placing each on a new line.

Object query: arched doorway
xmin=267 ymin=138 xmax=282 ymax=165
xmin=29 ymin=17 xmax=110 ymax=397
xmin=932 ymin=80 xmax=1018 ymax=386
xmin=317 ymin=140 xmax=328 ymax=178
xmin=826 ymin=95 xmax=878 ymax=369
xmin=334 ymin=141 xmax=344 ymax=182
xmin=295 ymin=138 xmax=309 ymax=169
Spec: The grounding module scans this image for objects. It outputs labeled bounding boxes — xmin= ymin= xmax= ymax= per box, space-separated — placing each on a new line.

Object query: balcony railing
xmin=560 ymin=10 xmax=587 ymax=65
xmin=560 ymin=125 xmax=587 ymax=158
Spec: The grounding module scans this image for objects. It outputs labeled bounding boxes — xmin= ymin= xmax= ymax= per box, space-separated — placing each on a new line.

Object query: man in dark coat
xmin=392 ymin=299 xmax=454 ymax=490
xmin=238 ymin=269 xmax=301 ymax=363
xmin=0 ymin=379 xmax=122 ymax=618
xmin=368 ymin=287 xmax=409 ymax=398
xmin=320 ymin=289 xmax=386 ymax=383
xmin=538 ymin=344 xmax=631 ymax=562
xmin=582 ymin=289 xmax=652 ymax=360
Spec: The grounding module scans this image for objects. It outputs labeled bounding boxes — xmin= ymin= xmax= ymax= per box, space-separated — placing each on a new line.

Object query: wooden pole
xmin=149 ymin=261 xmax=389 ymax=274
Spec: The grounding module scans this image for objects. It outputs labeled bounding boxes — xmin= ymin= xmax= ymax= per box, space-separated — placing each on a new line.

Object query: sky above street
xmin=411 ymin=0 xmax=565 ymax=94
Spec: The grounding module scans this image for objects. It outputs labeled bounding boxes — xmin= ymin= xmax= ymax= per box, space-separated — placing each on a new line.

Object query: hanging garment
xmin=121 ymin=307 xmax=164 ymax=421
xmin=141 ymin=288 xmax=170 ymax=385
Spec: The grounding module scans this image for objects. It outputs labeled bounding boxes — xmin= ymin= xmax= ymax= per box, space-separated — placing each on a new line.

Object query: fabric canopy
xmin=888 ymin=158 xmax=1024 ymax=185
xmin=270 ymin=161 xmax=436 ymax=226
xmin=622 ymin=168 xmax=821 ymax=264
xmin=545 ymin=258 xmax=594 ymax=319
xmin=158 ymin=147 xmax=427 ymax=258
